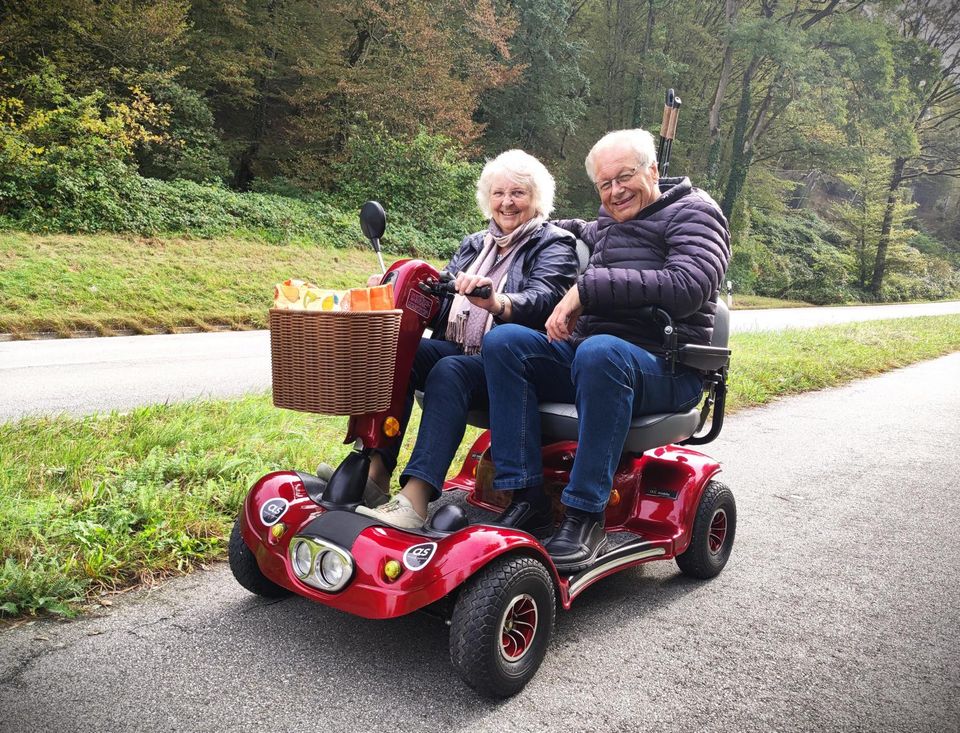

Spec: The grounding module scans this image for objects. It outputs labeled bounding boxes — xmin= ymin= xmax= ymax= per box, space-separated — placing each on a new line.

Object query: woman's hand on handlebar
xmin=454 ymin=272 xmax=498 ymax=312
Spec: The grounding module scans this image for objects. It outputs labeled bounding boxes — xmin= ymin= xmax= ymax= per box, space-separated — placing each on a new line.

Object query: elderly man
xmin=481 ymin=128 xmax=731 ymax=571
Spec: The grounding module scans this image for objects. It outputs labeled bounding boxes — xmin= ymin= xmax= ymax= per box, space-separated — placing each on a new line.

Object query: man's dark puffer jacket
xmin=556 ymin=177 xmax=730 ymax=353
xmin=432 ymin=221 xmax=579 ymax=336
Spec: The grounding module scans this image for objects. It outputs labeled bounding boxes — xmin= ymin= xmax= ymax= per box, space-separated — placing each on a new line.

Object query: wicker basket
xmin=269 ymin=309 xmax=403 ymax=415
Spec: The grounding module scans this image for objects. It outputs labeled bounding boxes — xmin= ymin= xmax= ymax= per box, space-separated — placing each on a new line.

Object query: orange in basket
xmin=344 ymin=283 xmax=395 ymax=311
xmin=370 ymin=283 xmax=395 ymax=310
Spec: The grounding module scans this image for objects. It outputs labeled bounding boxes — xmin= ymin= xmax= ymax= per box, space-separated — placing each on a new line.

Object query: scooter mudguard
xmin=239 ymin=471 xmax=557 ymax=619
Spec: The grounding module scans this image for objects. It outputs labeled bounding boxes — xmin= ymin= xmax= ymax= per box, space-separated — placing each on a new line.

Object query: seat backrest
xmin=575 ymin=239 xmax=590 ymax=274
xmin=711 ymin=297 xmax=730 ymax=348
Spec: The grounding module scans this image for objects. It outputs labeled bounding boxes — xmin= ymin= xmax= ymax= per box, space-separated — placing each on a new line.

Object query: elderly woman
xmin=343 ymin=149 xmax=578 ymax=529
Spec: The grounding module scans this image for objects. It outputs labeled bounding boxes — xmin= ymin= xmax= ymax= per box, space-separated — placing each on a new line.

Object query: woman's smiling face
xmin=488 ymin=174 xmax=535 ymax=234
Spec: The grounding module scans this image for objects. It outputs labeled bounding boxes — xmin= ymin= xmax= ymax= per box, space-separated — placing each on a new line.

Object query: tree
xmin=869 ymin=0 xmax=960 ymax=295
xmin=477 ymin=0 xmax=589 ymax=160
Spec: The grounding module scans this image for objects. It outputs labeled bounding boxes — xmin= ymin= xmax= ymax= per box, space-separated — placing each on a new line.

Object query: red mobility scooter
xmin=229 ymin=204 xmax=735 ymax=698
xmin=230 ymin=91 xmax=734 ymax=697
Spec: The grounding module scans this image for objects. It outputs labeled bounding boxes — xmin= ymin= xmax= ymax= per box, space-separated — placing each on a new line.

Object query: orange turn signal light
xmin=270 ymin=522 xmax=286 ymax=540
xmin=609 ymin=489 xmax=621 ymax=507
xmin=383 ymin=417 xmax=400 ymax=438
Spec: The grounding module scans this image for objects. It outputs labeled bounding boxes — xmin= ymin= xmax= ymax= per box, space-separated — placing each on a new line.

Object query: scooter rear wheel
xmin=676 ymin=480 xmax=736 ymax=579
xmin=228 ymin=517 xmax=291 ymax=598
xmin=449 ymin=555 xmax=555 ymax=698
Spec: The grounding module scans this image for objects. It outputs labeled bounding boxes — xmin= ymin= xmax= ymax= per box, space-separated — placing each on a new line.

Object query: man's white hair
xmin=584 ymin=129 xmax=658 ymax=183
xmin=476 ymin=149 xmax=556 ymax=219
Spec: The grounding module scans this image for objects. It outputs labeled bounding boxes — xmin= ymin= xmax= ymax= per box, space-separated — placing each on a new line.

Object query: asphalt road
xmin=2 ymin=301 xmax=959 ymax=421
xmin=1 ymin=352 xmax=958 ymax=732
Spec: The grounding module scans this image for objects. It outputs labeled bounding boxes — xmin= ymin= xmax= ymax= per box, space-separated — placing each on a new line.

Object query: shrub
xmin=135 ymin=78 xmax=230 ymax=184
xmin=326 ymin=119 xmax=484 ymax=254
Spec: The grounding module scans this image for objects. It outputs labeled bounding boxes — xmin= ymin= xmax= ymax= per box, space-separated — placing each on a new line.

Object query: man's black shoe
xmin=545 ymin=513 xmax=607 ymax=573
xmin=495 ymin=500 xmax=554 ymax=539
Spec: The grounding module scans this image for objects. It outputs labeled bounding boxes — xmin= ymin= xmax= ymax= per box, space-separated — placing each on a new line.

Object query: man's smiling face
xmin=592 ymin=144 xmax=660 ymax=222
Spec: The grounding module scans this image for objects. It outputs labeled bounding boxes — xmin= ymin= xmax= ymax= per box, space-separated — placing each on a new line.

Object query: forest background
xmin=2 ymin=0 xmax=960 ymax=305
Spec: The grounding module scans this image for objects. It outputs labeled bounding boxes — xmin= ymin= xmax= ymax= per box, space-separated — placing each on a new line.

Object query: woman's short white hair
xmin=584 ymin=129 xmax=658 ymax=183
xmin=476 ymin=149 xmax=556 ymax=219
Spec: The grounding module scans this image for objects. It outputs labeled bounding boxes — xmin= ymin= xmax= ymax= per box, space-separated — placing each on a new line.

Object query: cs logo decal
xmin=260 ymin=498 xmax=289 ymax=526
xmin=402 ymin=542 xmax=438 ymax=571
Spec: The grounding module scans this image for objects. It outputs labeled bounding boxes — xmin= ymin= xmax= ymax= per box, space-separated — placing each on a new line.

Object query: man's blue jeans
xmin=481 ymin=324 xmax=703 ymax=514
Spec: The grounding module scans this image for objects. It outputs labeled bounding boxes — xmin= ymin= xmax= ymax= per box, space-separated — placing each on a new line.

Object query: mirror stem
xmin=374 ymin=242 xmax=386 ymax=274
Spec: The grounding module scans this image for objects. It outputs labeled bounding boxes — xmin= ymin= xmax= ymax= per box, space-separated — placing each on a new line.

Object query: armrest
xmin=677 ymin=344 xmax=730 ymax=372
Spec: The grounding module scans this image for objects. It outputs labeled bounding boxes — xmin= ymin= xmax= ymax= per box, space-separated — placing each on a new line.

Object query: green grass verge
xmin=0 ymin=232 xmax=445 ymax=337
xmin=2 ymin=314 xmax=959 ymax=617
xmin=731 ymin=294 xmax=814 ymax=310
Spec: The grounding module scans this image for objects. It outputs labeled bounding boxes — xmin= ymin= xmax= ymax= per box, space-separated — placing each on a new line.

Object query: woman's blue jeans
xmin=481 ymin=324 xmax=703 ymax=514
xmin=386 ymin=340 xmax=488 ymax=500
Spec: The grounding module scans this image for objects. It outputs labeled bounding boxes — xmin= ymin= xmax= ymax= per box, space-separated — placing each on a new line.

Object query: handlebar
xmin=418 ymin=270 xmax=492 ymax=299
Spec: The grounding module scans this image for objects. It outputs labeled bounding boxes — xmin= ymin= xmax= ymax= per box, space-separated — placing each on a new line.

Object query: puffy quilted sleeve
xmin=578 ymin=199 xmax=730 ymax=319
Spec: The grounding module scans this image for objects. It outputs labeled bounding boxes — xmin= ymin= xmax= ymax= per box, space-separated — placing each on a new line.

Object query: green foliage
xmin=478 ymin=0 xmax=588 ymax=158
xmin=136 ymin=78 xmax=229 ymax=183
xmin=741 ymin=209 xmax=853 ymax=304
xmin=326 ymin=120 xmax=484 ymax=255
xmin=0 ymin=60 xmax=166 ymax=230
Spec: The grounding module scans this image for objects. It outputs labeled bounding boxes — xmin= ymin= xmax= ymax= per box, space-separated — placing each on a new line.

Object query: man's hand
xmin=366 ymin=273 xmax=382 ymax=287
xmin=454 ymin=272 xmax=498 ymax=312
xmin=546 ymin=285 xmax=582 ymax=342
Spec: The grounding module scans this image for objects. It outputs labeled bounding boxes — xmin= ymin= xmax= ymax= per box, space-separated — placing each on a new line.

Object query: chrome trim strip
xmin=568 ymin=547 xmax=666 ymax=598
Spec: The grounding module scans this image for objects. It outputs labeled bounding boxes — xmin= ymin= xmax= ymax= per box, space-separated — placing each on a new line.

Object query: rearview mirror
xmin=360 ymin=201 xmax=387 ymax=273
xmin=360 ymin=201 xmax=386 ymax=247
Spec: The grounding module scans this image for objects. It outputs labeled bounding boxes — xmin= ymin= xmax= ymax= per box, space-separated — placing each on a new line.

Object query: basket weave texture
xmin=269 ymin=309 xmax=402 ymax=415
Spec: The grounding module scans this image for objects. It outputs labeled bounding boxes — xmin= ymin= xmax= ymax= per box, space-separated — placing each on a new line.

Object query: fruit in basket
xmin=303 ymin=288 xmax=341 ymax=311
xmin=280 ymin=278 xmax=305 ymax=302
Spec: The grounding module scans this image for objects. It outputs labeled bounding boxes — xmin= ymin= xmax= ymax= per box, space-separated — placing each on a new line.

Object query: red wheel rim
xmin=708 ymin=508 xmax=728 ymax=554
xmin=499 ymin=593 xmax=538 ymax=662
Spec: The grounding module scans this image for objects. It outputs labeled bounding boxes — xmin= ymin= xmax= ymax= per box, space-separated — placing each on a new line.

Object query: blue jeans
xmin=482 ymin=324 xmax=703 ymax=514
xmin=374 ymin=338 xmax=464 ymax=475
xmin=396 ymin=345 xmax=488 ymax=500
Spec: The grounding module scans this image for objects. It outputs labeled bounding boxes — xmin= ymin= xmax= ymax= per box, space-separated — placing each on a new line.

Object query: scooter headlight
xmin=292 ymin=540 xmax=313 ymax=578
xmin=288 ymin=537 xmax=353 ymax=592
xmin=318 ymin=551 xmax=346 ymax=587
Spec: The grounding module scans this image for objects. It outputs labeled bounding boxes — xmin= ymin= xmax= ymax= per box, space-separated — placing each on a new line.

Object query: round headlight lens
xmin=319 ymin=551 xmax=346 ymax=587
xmin=292 ymin=541 xmax=313 ymax=578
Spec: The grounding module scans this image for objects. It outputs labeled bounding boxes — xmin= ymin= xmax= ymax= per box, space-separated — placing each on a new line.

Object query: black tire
xmin=228 ymin=517 xmax=291 ymax=598
xmin=676 ymin=480 xmax=736 ymax=579
xmin=449 ymin=555 xmax=556 ymax=698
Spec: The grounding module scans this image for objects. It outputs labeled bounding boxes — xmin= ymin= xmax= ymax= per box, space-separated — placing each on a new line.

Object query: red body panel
xmin=240 ymin=472 xmax=558 ymax=619
xmin=445 ymin=436 xmax=722 ymax=607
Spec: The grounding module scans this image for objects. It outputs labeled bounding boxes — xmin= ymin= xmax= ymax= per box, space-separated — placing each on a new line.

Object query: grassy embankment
xmin=2 ymin=314 xmax=960 ymax=618
xmin=0 ymin=232 xmax=810 ymax=338
xmin=0 ymin=232 xmax=446 ymax=337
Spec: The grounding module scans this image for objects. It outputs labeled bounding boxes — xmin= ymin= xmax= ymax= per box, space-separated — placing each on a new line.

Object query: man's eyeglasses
xmin=596 ymin=166 xmax=642 ymax=194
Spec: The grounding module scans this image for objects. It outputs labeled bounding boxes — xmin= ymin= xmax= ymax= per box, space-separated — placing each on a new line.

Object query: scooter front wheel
xmin=449 ymin=555 xmax=555 ymax=698
xmin=228 ymin=517 xmax=291 ymax=598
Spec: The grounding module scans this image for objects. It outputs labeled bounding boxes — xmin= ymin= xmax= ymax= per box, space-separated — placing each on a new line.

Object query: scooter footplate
xmin=429 ymin=488 xmax=498 ymax=525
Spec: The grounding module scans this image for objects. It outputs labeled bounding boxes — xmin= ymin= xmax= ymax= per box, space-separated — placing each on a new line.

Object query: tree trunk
xmin=630 ymin=0 xmax=655 ymax=127
xmin=869 ymin=157 xmax=907 ymax=297
xmin=706 ymin=0 xmax=737 ymax=189
xmin=721 ymin=56 xmax=759 ymax=218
